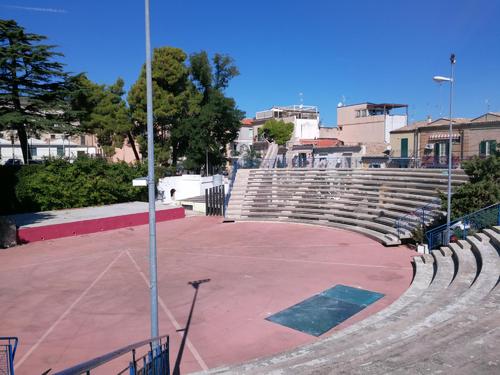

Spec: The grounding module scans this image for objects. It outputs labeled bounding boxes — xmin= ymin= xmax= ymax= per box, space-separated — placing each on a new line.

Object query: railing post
xmin=8 ymin=344 xmax=14 ymax=375
xmin=497 ymin=204 xmax=500 ymax=226
xmin=205 ymin=188 xmax=208 ymax=216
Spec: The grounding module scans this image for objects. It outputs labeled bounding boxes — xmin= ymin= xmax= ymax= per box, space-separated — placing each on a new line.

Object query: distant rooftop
xmin=241 ymin=118 xmax=253 ymax=126
xmin=256 ymin=105 xmax=319 ymax=120
xmin=386 ymin=113 xmax=500 ymax=134
xmin=338 ymin=102 xmax=408 ymax=110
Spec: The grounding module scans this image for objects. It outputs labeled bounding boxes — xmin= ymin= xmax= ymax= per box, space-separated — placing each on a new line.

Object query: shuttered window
xmin=480 ymin=140 xmax=497 ymax=156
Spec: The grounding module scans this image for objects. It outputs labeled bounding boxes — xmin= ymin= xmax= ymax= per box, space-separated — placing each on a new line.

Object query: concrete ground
xmin=0 ymin=216 xmax=415 ymax=374
xmin=8 ymin=201 xmax=177 ymax=228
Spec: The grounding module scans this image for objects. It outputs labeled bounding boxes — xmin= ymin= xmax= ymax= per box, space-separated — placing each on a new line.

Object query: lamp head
xmin=433 ymin=75 xmax=453 ymax=83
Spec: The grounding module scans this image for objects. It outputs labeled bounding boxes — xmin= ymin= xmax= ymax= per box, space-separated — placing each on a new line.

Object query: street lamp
xmin=144 ymin=0 xmax=159 ymax=342
xmin=433 ymin=53 xmax=456 ymax=245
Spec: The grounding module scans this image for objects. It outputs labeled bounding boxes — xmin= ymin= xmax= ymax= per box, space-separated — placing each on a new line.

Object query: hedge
xmin=0 ymin=157 xmax=150 ymax=214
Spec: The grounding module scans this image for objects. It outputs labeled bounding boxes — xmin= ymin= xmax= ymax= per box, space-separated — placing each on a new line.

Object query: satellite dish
xmin=337 ymin=102 xmax=343 ymax=108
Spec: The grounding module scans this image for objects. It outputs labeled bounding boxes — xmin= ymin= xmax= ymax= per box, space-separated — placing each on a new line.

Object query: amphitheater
xmin=2 ymin=167 xmax=499 ymax=374
xmin=208 ymin=167 xmax=500 ymax=374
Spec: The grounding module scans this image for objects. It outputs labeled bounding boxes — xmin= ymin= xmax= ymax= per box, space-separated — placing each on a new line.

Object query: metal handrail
xmin=425 ymin=202 xmax=500 ymax=249
xmin=53 ymin=334 xmax=169 ymax=375
xmin=394 ymin=201 xmax=439 ymax=237
xmin=0 ymin=337 xmax=18 ymax=375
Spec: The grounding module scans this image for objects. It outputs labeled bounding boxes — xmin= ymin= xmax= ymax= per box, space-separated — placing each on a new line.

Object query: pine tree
xmin=70 ymin=74 xmax=139 ymax=160
xmin=0 ymin=19 xmax=73 ymax=163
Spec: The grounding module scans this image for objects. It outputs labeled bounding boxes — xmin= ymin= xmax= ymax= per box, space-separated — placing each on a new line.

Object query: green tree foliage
xmin=184 ymin=52 xmax=243 ymax=171
xmin=128 ymin=47 xmax=243 ymax=171
xmin=0 ymin=19 xmax=75 ymax=163
xmin=2 ymin=157 xmax=148 ymax=213
xmin=128 ymin=47 xmax=198 ymax=165
xmin=442 ymin=154 xmax=500 ymax=218
xmin=258 ymin=118 xmax=294 ymax=145
xmin=69 ymin=74 xmax=139 ymax=159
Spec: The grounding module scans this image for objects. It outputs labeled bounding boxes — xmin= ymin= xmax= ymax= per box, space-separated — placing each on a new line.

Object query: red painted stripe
xmin=17 ymin=207 xmax=185 ymax=243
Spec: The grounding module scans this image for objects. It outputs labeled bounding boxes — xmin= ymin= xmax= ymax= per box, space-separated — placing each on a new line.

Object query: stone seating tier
xmin=203 ymin=226 xmax=500 ymax=374
xmin=226 ymin=168 xmax=467 ymax=245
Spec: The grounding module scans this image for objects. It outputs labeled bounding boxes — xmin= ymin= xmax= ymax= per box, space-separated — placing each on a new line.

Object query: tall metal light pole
xmin=144 ymin=0 xmax=159 ymax=341
xmin=433 ymin=53 xmax=456 ymax=244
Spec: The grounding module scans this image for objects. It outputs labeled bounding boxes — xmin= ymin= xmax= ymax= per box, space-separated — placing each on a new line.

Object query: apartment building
xmin=336 ymin=102 xmax=408 ymax=144
xmin=390 ymin=113 xmax=500 ymax=167
xmin=0 ymin=131 xmax=98 ymax=164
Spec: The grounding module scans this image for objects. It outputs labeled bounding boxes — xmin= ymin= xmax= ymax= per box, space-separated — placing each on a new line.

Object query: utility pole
xmin=446 ymin=53 xmax=456 ymax=244
xmin=144 ymin=0 xmax=159 ymax=342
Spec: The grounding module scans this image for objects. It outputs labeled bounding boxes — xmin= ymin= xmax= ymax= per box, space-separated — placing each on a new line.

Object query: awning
xmin=428 ymin=133 xmax=460 ymax=141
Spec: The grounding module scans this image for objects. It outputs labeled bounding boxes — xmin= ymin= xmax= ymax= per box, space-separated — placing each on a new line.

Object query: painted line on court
xmin=161 ymin=250 xmax=413 ymax=270
xmin=0 ymin=250 xmax=121 ymax=272
xmin=14 ymin=251 xmax=124 ymax=370
xmin=125 ymin=250 xmax=208 ymax=372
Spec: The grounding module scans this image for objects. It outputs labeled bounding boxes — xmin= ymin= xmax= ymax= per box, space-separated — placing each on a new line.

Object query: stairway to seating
xmin=226 ymin=168 xmax=468 ymax=246
xmin=203 ymin=226 xmax=500 ymax=374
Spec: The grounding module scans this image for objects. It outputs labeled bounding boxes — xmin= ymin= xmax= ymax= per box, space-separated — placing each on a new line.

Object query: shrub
xmin=440 ymin=154 xmax=500 ymax=219
xmin=1 ymin=157 xmax=152 ymax=213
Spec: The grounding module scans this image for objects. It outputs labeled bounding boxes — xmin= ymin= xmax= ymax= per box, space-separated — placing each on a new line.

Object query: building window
xmin=434 ymin=142 xmax=449 ymax=165
xmin=30 ymin=147 xmax=37 ymax=157
xmin=51 ymin=134 xmax=56 ymax=140
xmin=479 ymin=140 xmax=497 ymax=156
xmin=57 ymin=146 xmax=63 ymax=156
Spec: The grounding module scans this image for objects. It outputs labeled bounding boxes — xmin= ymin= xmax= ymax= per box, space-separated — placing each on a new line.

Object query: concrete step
xmin=203 ymin=228 xmax=498 ymax=374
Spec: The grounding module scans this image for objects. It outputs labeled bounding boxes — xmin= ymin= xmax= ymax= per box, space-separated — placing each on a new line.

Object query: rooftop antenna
xmin=299 ymin=92 xmax=304 ymax=108
xmin=485 ymin=99 xmax=490 ymax=113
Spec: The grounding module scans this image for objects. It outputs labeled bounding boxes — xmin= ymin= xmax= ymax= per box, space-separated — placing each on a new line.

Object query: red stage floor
xmin=0 ymin=217 xmax=415 ymax=374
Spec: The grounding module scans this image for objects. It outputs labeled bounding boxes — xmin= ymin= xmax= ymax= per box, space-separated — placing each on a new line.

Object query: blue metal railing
xmin=0 ymin=337 xmax=18 ymax=375
xmin=395 ymin=201 xmax=439 ymax=238
xmin=52 ymin=334 xmax=169 ymax=375
xmin=235 ymin=156 xmax=363 ymax=169
xmin=425 ymin=203 xmax=500 ymax=250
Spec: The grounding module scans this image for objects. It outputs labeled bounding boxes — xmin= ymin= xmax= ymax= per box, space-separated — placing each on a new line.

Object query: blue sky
xmin=2 ymin=0 xmax=500 ymax=126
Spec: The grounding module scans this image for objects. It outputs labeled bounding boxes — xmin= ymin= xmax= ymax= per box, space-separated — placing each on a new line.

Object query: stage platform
xmin=8 ymin=201 xmax=185 ymax=243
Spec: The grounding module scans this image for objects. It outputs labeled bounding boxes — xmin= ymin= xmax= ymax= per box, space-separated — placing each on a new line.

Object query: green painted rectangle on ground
xmin=266 ymin=285 xmax=384 ymax=336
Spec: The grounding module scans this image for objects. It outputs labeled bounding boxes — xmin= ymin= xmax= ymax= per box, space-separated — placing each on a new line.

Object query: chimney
xmin=427 ymin=115 xmax=432 ymax=123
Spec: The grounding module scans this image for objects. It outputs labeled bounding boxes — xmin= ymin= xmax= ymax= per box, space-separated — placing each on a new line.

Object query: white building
xmin=0 ymin=132 xmax=98 ymax=164
xmin=254 ymin=105 xmax=321 ymax=141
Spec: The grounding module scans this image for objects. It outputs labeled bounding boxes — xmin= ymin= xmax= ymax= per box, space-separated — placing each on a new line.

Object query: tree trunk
xmin=16 ymin=124 xmax=31 ymax=164
xmin=127 ymin=131 xmax=140 ymax=161
xmin=11 ymin=65 xmax=31 ymax=163
xmin=172 ymin=146 xmax=178 ymax=167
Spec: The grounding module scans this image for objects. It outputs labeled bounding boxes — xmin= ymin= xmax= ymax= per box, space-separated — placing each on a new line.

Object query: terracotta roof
xmin=471 ymin=112 xmax=500 ymax=122
xmin=241 ymin=118 xmax=253 ymax=126
xmin=391 ymin=117 xmax=471 ymax=133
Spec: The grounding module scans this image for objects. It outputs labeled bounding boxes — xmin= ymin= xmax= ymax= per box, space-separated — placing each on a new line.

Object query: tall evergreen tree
xmin=0 ymin=19 xmax=73 ymax=163
xmin=128 ymin=47 xmax=200 ymax=166
xmin=128 ymin=47 xmax=243 ymax=171
xmin=186 ymin=52 xmax=243 ymax=171
xmin=69 ymin=74 xmax=140 ymax=160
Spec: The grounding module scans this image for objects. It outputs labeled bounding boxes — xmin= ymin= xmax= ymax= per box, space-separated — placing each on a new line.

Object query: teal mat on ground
xmin=266 ymin=285 xmax=384 ymax=336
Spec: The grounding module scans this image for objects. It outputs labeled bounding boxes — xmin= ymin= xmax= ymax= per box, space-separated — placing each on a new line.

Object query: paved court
xmin=0 ymin=216 xmax=415 ymax=374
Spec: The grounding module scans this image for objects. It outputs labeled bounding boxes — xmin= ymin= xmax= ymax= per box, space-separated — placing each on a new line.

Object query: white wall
xmin=294 ymin=118 xmax=320 ymax=140
xmin=158 ymin=174 xmax=225 ymax=204
xmin=0 ymin=145 xmax=97 ymax=164
xmin=384 ymin=115 xmax=407 ymax=143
